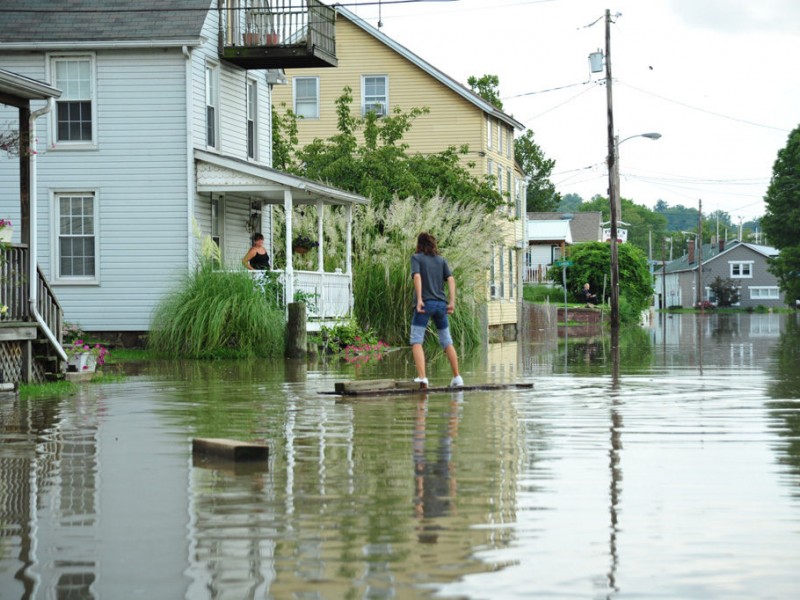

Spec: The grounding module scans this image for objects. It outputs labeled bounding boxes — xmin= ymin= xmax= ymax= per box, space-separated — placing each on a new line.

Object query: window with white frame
xmin=499 ymin=244 xmax=505 ymax=298
xmin=487 ymin=116 xmax=493 ymax=149
xmin=362 ymin=75 xmax=387 ymax=116
xmin=247 ymin=79 xmax=258 ymax=159
xmin=749 ymin=286 xmax=779 ymax=300
xmin=497 ymin=121 xmax=503 ymax=155
xmin=487 ymin=158 xmax=493 ymax=178
xmin=730 ymin=261 xmax=753 ymax=278
xmin=506 ymin=168 xmax=512 ymax=197
xmin=294 ymin=76 xmax=319 ymax=119
xmin=507 ymin=129 xmax=512 ymax=158
xmin=497 ymin=166 xmax=503 ymax=194
xmin=205 ymin=62 xmax=219 ymax=148
xmin=508 ymin=247 xmax=514 ymax=299
xmin=51 ymin=55 xmax=95 ymax=145
xmin=211 ymin=196 xmax=222 ymax=250
xmin=55 ymin=192 xmax=96 ymax=281
xmin=490 ymin=245 xmax=497 ymax=298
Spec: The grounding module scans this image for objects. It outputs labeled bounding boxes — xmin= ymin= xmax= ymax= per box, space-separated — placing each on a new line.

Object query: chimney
xmin=688 ymin=241 xmax=695 ymax=264
xmin=719 ymin=239 xmax=725 ymax=253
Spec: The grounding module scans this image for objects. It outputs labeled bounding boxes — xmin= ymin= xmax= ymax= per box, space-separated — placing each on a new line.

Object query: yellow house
xmin=271 ymin=7 xmax=526 ymax=342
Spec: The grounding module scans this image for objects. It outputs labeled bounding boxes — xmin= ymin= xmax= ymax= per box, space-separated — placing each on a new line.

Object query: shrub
xmin=148 ymin=258 xmax=286 ymax=359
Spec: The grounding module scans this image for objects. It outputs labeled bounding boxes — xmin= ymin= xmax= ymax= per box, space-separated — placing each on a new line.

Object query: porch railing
xmin=222 ymin=0 xmax=336 ymax=57
xmin=249 ymin=268 xmax=352 ymax=322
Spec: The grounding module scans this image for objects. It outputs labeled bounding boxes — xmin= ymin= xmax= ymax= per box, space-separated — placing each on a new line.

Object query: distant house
xmin=653 ymin=240 xmax=785 ymax=309
xmin=524 ymin=212 xmax=602 ymax=283
xmin=0 ymin=0 xmax=367 ymax=372
xmin=271 ymin=6 xmax=526 ymax=342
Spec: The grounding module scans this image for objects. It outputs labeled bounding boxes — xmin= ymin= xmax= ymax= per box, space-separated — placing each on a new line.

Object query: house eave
xmin=0 ymin=39 xmax=204 ymax=51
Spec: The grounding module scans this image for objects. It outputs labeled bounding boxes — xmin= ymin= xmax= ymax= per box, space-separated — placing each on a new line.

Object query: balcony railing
xmin=219 ymin=0 xmax=337 ymax=70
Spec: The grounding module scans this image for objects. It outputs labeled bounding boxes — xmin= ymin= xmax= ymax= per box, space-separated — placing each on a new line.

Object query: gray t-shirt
xmin=411 ymin=253 xmax=452 ymax=303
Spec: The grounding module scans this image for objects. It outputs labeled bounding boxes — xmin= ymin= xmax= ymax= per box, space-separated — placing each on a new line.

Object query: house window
xmin=490 ymin=245 xmax=497 ymax=299
xmin=730 ymin=261 xmax=753 ymax=278
xmin=56 ymin=192 xmax=96 ymax=281
xmin=51 ymin=55 xmax=95 ymax=145
xmin=497 ymin=166 xmax=503 ymax=194
xmin=487 ymin=116 xmax=493 ymax=149
xmin=508 ymin=247 xmax=514 ymax=299
xmin=749 ymin=286 xmax=779 ymax=300
xmin=206 ymin=63 xmax=219 ymax=149
xmin=507 ymin=168 xmax=512 ymax=197
xmin=499 ymin=244 xmax=505 ymax=298
xmin=294 ymin=76 xmax=319 ymax=119
xmin=497 ymin=122 xmax=503 ymax=155
xmin=507 ymin=129 xmax=512 ymax=158
xmin=362 ymin=75 xmax=387 ymax=116
xmin=247 ymin=79 xmax=258 ymax=159
xmin=211 ymin=196 xmax=222 ymax=249
xmin=487 ymin=158 xmax=494 ymax=179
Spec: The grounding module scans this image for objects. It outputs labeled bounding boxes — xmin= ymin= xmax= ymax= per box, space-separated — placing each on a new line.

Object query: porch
xmin=219 ymin=0 xmax=337 ymax=70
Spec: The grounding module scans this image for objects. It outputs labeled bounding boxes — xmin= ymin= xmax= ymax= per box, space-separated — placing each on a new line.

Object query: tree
xmin=708 ymin=276 xmax=740 ymax=307
xmin=467 ymin=74 xmax=503 ymax=109
xmin=558 ymin=193 xmax=584 ymax=213
xmin=514 ymin=129 xmax=560 ymax=212
xmin=762 ymin=123 xmax=800 ymax=305
xmin=548 ymin=241 xmax=653 ymax=319
xmin=273 ymin=87 xmax=503 ymax=210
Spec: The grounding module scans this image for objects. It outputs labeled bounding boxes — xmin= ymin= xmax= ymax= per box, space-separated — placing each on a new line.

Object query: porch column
xmin=284 ymin=189 xmax=294 ymax=303
xmin=316 ymin=199 xmax=324 ymax=273
xmin=345 ymin=204 xmax=352 ymax=274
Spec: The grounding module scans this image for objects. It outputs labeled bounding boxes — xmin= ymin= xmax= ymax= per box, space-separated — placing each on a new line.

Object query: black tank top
xmin=250 ymin=251 xmax=270 ymax=270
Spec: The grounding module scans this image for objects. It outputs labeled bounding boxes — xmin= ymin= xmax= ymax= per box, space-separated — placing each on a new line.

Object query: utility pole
xmin=605 ymin=8 xmax=620 ymax=331
xmin=661 ymin=237 xmax=667 ymax=311
xmin=697 ymin=199 xmax=703 ymax=313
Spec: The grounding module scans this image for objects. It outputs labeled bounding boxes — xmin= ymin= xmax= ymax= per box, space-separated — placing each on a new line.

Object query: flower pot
xmin=0 ymin=227 xmax=11 ymax=243
xmin=265 ymin=32 xmax=279 ymax=45
xmin=244 ymin=32 xmax=261 ymax=45
xmin=67 ymin=351 xmax=97 ymax=373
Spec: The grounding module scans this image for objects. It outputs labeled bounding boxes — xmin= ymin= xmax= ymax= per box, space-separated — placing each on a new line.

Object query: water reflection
xmin=2 ymin=313 xmax=800 ymax=598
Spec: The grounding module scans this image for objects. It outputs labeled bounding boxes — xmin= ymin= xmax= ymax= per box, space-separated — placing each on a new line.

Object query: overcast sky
xmin=344 ymin=0 xmax=800 ymax=223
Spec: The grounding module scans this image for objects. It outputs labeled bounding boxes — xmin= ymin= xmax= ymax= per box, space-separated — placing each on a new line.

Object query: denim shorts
xmin=409 ymin=300 xmax=453 ymax=348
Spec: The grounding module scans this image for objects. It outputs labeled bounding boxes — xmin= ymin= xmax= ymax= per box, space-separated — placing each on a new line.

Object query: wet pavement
xmin=1 ymin=311 xmax=799 ymax=599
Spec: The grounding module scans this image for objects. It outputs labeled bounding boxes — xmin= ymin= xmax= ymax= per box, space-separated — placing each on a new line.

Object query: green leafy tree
xmin=549 ymin=241 xmax=653 ymax=320
xmin=514 ymin=129 xmax=560 ymax=212
xmin=762 ymin=123 xmax=800 ymax=305
xmin=467 ymin=74 xmax=503 ymax=109
xmin=274 ymin=88 xmax=502 ymax=210
xmin=708 ymin=276 xmax=740 ymax=307
xmin=578 ymin=195 xmax=668 ymax=257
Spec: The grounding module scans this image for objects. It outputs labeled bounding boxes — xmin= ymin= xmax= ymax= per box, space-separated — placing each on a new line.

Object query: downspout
xmin=183 ymin=45 xmax=195 ymax=271
xmin=29 ymin=97 xmax=68 ymax=361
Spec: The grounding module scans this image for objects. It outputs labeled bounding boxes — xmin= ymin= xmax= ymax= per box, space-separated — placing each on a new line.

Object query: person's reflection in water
xmin=413 ymin=392 xmax=462 ymax=543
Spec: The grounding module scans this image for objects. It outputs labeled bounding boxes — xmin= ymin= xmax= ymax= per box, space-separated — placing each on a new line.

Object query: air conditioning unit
xmin=363 ymin=102 xmax=386 ymax=117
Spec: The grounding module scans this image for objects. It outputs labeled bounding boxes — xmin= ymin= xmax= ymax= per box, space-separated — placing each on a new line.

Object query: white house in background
xmin=0 ymin=0 xmax=365 ymax=339
xmin=524 ymin=212 xmax=602 ymax=283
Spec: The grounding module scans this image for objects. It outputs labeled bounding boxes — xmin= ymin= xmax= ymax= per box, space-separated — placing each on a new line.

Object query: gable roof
xmin=336 ymin=6 xmax=524 ymax=131
xmin=0 ymin=1 xmax=210 ymax=47
xmin=657 ymin=241 xmax=779 ymax=274
xmin=527 ymin=211 xmax=602 ymax=243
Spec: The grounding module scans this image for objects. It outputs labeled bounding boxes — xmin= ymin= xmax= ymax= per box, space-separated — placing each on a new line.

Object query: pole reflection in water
xmin=607 ymin=326 xmax=622 ymax=596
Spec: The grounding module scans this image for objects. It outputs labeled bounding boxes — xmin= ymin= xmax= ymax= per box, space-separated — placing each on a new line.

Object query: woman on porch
xmin=242 ymin=233 xmax=270 ymax=271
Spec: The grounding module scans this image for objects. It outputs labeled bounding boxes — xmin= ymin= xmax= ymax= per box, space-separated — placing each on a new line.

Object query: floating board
xmin=325 ymin=379 xmax=533 ymax=397
xmin=192 ymin=438 xmax=269 ymax=462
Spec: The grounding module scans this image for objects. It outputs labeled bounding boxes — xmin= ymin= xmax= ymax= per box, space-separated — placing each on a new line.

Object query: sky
xmin=342 ymin=0 xmax=800 ymax=223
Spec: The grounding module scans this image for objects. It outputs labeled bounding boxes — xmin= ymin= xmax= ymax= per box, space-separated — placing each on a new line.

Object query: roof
xmin=0 ymin=69 xmax=61 ymax=101
xmin=195 ymin=150 xmax=370 ymax=206
xmin=336 ymin=6 xmax=524 ymax=131
xmin=527 ymin=220 xmax=572 ymax=243
xmin=656 ymin=241 xmax=779 ymax=274
xmin=527 ymin=211 xmax=602 ymax=243
xmin=0 ymin=1 xmax=209 ymax=46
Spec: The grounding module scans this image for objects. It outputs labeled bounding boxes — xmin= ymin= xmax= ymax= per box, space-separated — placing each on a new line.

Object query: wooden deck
xmin=324 ymin=379 xmax=533 ymax=397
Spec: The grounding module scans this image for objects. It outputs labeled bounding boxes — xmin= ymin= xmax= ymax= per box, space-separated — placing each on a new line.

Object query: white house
xmin=0 ymin=0 xmax=364 ymax=345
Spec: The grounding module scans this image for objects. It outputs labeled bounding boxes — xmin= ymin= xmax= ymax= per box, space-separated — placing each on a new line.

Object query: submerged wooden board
xmin=192 ymin=438 xmax=269 ymax=462
xmin=325 ymin=381 xmax=533 ymax=397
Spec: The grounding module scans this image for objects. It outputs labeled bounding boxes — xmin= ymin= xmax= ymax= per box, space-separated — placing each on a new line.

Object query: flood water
xmin=2 ymin=311 xmax=800 ymax=599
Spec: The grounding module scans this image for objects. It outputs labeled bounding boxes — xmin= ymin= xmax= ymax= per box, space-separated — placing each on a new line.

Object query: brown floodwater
xmin=1 ymin=311 xmax=800 ymax=599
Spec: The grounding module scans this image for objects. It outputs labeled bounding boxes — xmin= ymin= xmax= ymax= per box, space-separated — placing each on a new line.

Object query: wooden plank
xmin=325 ymin=382 xmax=533 ymax=397
xmin=334 ymin=379 xmax=399 ymax=393
xmin=192 ymin=438 xmax=269 ymax=462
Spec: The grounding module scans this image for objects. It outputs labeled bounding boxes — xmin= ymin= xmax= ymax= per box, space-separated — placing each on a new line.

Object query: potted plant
xmin=265 ymin=31 xmax=280 ymax=45
xmin=292 ymin=234 xmax=318 ymax=255
xmin=65 ymin=339 xmax=109 ymax=373
xmin=0 ymin=219 xmax=12 ymax=243
xmin=243 ymin=30 xmax=261 ymax=45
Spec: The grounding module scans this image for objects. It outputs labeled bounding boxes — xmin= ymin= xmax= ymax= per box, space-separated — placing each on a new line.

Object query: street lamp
xmin=612 ymin=132 xmax=662 ymax=222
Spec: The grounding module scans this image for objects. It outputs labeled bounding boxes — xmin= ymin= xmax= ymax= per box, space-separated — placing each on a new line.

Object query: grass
xmin=148 ymin=260 xmax=286 ymax=359
xmin=524 ymin=283 xmax=567 ymax=304
xmin=19 ymin=380 xmax=77 ymax=400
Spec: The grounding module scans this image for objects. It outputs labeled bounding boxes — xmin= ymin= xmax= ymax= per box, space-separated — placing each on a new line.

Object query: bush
xmin=148 ymin=259 xmax=286 ymax=359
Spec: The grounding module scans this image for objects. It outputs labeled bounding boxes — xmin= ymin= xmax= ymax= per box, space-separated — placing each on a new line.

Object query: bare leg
xmin=412 ymin=343 xmax=426 ymax=380
xmin=444 ymin=344 xmax=460 ymax=377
